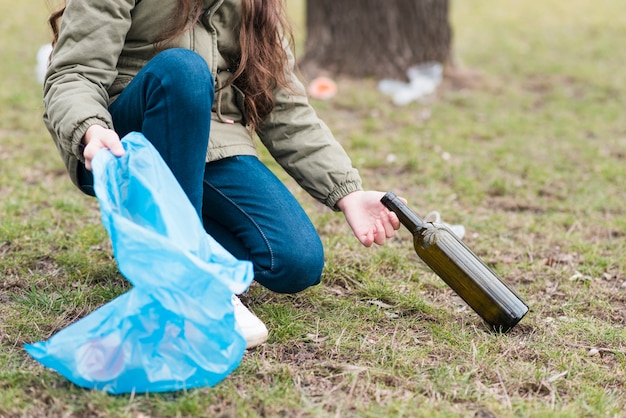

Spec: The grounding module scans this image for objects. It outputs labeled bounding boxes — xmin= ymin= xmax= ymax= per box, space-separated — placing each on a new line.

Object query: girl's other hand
xmin=336 ymin=190 xmax=403 ymax=247
xmin=82 ymin=125 xmax=125 ymax=171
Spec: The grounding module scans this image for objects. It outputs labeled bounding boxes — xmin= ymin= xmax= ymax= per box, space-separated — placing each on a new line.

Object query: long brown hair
xmin=48 ymin=0 xmax=294 ymax=129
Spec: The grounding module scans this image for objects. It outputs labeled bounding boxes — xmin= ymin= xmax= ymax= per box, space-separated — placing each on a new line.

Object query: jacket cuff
xmin=325 ymin=180 xmax=363 ymax=211
xmin=71 ymin=118 xmax=110 ymax=163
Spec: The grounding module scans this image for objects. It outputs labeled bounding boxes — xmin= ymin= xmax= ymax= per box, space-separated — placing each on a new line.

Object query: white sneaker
xmin=425 ymin=211 xmax=466 ymax=240
xmin=232 ymin=295 xmax=268 ymax=349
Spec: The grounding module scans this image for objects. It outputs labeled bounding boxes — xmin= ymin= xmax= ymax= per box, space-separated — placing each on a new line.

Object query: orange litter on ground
xmin=307 ymin=76 xmax=338 ymax=100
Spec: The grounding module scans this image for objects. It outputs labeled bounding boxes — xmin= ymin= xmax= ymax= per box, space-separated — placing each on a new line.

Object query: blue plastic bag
xmin=25 ymin=132 xmax=254 ymax=394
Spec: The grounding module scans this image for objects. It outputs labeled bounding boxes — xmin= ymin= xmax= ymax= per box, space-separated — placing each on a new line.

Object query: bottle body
xmin=382 ymin=192 xmax=528 ymax=332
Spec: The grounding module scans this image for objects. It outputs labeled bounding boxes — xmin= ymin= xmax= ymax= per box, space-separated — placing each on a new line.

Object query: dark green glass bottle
xmin=381 ymin=192 xmax=528 ymax=332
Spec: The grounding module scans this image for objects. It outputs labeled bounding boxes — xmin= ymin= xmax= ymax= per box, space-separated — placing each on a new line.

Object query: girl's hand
xmin=336 ymin=190 xmax=403 ymax=247
xmin=82 ymin=125 xmax=125 ymax=170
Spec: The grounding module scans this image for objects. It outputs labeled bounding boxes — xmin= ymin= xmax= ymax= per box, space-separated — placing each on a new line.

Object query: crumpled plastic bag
xmin=25 ymin=132 xmax=254 ymax=394
xmin=378 ymin=61 xmax=443 ymax=106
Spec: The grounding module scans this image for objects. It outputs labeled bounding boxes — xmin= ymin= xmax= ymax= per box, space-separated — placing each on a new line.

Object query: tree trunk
xmin=299 ymin=0 xmax=452 ymax=81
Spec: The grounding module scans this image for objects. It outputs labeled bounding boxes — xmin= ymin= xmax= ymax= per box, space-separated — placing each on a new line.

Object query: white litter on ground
xmin=378 ymin=62 xmax=443 ymax=106
xmin=35 ymin=43 xmax=53 ymax=84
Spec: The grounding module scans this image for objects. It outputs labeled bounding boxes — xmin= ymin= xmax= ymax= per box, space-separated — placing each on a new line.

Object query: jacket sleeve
xmin=43 ymin=0 xmax=136 ymax=163
xmin=255 ymin=44 xmax=362 ymax=210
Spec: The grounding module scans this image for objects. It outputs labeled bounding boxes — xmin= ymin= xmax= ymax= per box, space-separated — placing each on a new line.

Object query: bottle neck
xmin=380 ymin=192 xmax=424 ymax=232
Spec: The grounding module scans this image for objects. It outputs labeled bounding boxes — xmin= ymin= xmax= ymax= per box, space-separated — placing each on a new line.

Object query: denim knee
xmin=255 ymin=239 xmax=325 ymax=294
xmin=147 ymin=48 xmax=214 ymax=108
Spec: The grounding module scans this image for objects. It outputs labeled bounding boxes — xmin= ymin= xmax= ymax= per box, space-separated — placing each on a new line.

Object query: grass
xmin=1 ymin=0 xmax=626 ymax=416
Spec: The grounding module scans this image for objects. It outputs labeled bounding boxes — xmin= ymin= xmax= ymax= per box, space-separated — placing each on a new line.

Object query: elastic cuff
xmin=71 ymin=118 xmax=110 ymax=163
xmin=325 ymin=180 xmax=363 ymax=211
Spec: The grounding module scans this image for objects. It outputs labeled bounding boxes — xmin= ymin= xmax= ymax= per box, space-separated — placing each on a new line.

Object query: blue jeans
xmin=79 ymin=49 xmax=324 ymax=294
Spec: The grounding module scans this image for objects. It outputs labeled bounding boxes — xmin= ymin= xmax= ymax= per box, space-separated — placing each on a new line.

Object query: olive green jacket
xmin=43 ymin=0 xmax=361 ymax=209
